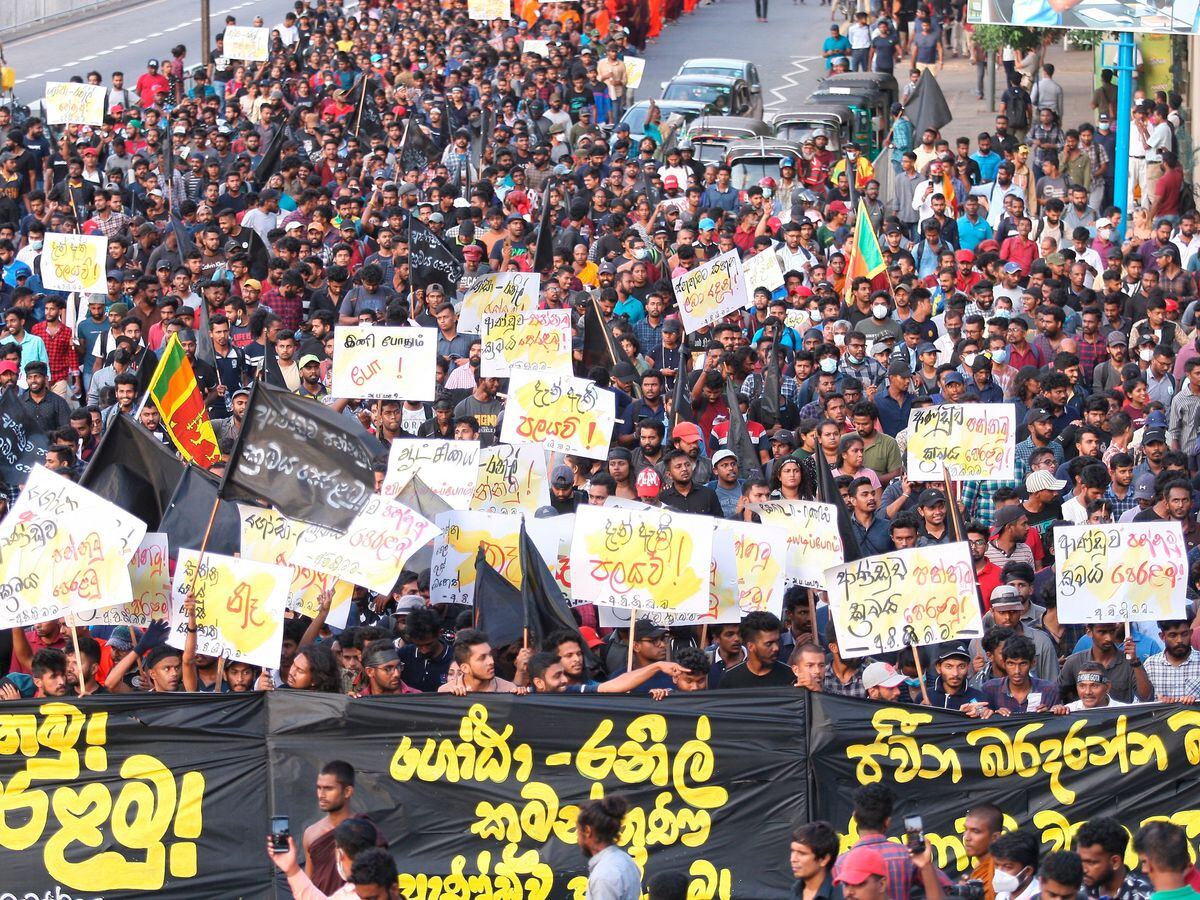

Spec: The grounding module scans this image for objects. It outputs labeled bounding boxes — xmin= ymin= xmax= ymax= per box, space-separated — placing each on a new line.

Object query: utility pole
xmin=201 ymin=0 xmax=212 ymax=65
xmin=1108 ymin=33 xmax=1135 ymax=242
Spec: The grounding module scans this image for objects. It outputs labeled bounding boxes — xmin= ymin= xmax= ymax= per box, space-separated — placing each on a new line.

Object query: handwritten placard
xmin=467 ymin=0 xmax=511 ymax=17
xmin=42 ymin=233 xmax=108 ymax=294
xmin=458 ymin=272 xmax=539 ymax=334
xmin=523 ymin=40 xmax=551 ymax=57
xmin=748 ymin=500 xmax=845 ymax=589
xmin=481 ymin=309 xmax=573 ymax=378
xmin=741 ymin=246 xmax=784 ymax=293
xmin=499 ymin=373 xmax=616 ymax=461
xmin=672 ymin=248 xmax=749 ymax=334
xmin=623 ymin=56 xmax=647 ymax=90
xmin=330 ymin=326 xmax=437 ymax=401
xmin=713 ymin=519 xmax=789 ymax=617
xmin=381 ymin=439 xmax=480 ymax=510
xmin=75 ymin=533 xmax=170 ymax=627
xmin=429 ymin=510 xmax=522 ymax=605
xmin=293 ymin=494 xmax=441 ymax=595
xmin=223 ymin=25 xmax=270 ymax=61
xmin=825 ymin=542 xmax=982 ymax=658
xmin=238 ymin=506 xmax=353 ymax=629
xmin=570 ymin=504 xmax=713 ymax=614
xmin=43 ymin=81 xmax=107 ymax=126
xmin=526 ymin=513 xmax=575 ymax=599
xmin=471 ymin=443 xmax=551 ymax=514
xmin=167 ymin=549 xmax=289 ymax=668
xmin=906 ymin=404 xmax=1016 ymax=481
xmin=1055 ymin=523 xmax=1189 ymax=624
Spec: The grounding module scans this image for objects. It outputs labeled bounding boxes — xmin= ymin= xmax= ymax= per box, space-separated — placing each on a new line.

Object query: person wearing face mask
xmin=830 ymin=143 xmax=874 ymax=197
xmin=988 ymin=830 xmax=1041 ymax=900
xmin=859 ymin=293 xmax=901 ymax=344
xmin=269 ymin=815 xmax=386 ymax=899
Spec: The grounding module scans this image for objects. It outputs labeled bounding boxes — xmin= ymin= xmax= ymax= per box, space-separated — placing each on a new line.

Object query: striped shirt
xmin=1143 ymin=649 xmax=1200 ymax=699
xmin=1168 ymin=384 xmax=1200 ymax=450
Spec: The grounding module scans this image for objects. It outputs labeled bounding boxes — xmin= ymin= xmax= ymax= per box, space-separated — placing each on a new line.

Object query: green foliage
xmin=1064 ymin=29 xmax=1110 ymax=48
xmin=970 ymin=25 xmax=1049 ymax=52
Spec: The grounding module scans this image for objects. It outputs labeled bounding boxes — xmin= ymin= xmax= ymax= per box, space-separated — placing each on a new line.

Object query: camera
xmin=945 ymin=880 xmax=986 ymax=900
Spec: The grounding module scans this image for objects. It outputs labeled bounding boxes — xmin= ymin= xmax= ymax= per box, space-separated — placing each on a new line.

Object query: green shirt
xmin=862 ymin=431 xmax=902 ymax=477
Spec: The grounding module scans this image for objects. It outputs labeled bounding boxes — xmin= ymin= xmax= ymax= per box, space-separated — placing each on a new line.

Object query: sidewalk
xmin=935 ymin=42 xmax=1095 ymax=139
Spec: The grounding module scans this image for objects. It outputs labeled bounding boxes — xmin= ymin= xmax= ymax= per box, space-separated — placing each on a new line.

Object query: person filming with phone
xmin=832 ymin=785 xmax=947 ymax=900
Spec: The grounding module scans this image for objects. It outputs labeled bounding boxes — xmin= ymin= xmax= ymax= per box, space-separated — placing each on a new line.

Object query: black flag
xmin=904 ymin=70 xmax=953 ymax=135
xmin=0 ymin=388 xmax=47 ymax=487
xmin=219 ymin=381 xmax=378 ymax=531
xmin=518 ymin=521 xmax=582 ymax=650
xmin=159 ymin=464 xmax=241 ymax=560
xmin=759 ymin=341 xmax=780 ymax=429
xmin=532 ymin=181 xmax=555 ymax=273
xmin=670 ymin=351 xmax=694 ymax=432
xmin=399 ymin=111 xmax=438 ymax=172
xmin=252 ymin=126 xmax=288 ymax=188
xmin=80 ymin=413 xmax=185 ymax=530
xmin=343 ymin=73 xmax=383 ymax=139
xmin=723 ymin=378 xmax=761 ymax=480
xmin=814 ymin=447 xmax=862 ymax=563
xmin=581 ymin=295 xmax=635 ymax=372
xmin=395 ymin=474 xmax=451 ymax=572
xmin=408 ymin=216 xmax=464 ymax=292
xmin=473 ymin=548 xmax=525 ymax=649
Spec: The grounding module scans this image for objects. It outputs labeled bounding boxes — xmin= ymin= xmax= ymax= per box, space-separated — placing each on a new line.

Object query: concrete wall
xmin=0 ymin=0 xmax=131 ymax=38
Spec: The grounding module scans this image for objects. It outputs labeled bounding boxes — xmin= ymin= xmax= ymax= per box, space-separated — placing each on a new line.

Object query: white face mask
xmin=1140 ymin=348 xmax=1154 ymax=362
xmin=335 ymin=851 xmax=349 ymax=882
xmin=833 ymin=333 xmax=846 ymax=347
xmin=963 ymin=353 xmax=977 ymax=368
xmin=871 ymin=303 xmax=889 ymax=319
xmin=820 ymin=357 xmax=838 ymax=373
xmin=992 ymin=870 xmax=1023 ymax=895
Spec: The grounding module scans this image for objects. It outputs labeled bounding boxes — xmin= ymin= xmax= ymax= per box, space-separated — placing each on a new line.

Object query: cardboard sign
xmin=499 ymin=373 xmax=616 ymax=461
xmin=526 ymin=512 xmax=574 ymax=599
xmin=713 ymin=519 xmax=789 ymax=617
xmin=748 ymin=500 xmax=845 ymax=589
xmin=429 ymin=510 xmax=523 ymax=605
xmin=43 ymin=81 xmax=107 ymax=126
xmin=168 ymin=549 xmax=289 ymax=668
xmin=623 ymin=56 xmax=647 ymax=90
xmin=672 ymin=249 xmax=749 ymax=333
xmin=741 ymin=246 xmax=785 ymax=293
xmin=471 ymin=443 xmax=551 ymax=514
xmin=292 ymin=495 xmax=441 ymax=595
xmin=381 ymin=439 xmax=480 ymax=510
xmin=42 ymin=233 xmax=108 ymax=294
xmin=458 ymin=272 xmax=539 ymax=334
xmin=330 ymin=326 xmax=437 ymax=401
xmin=467 ymin=0 xmax=511 ymax=18
xmin=238 ymin=506 xmax=354 ymax=629
xmin=570 ymin=505 xmax=713 ymax=614
xmin=1055 ymin=523 xmax=1189 ymax=624
xmin=825 ymin=542 xmax=982 ymax=658
xmin=480 ymin=309 xmax=573 ymax=379
xmin=906 ymin=404 xmax=1017 ymax=481
xmin=222 ymin=25 xmax=271 ymax=61
xmin=74 ymin=533 xmax=171 ymax=628
xmin=523 ymin=40 xmax=551 ymax=57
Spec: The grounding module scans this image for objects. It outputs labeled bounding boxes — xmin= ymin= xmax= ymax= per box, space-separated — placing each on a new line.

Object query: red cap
xmin=0 ymin=361 xmax=16 ymax=376
xmin=663 ymin=175 xmax=679 ymax=189
xmin=1166 ymin=298 xmax=1179 ymax=313
xmin=577 ymin=626 xmax=604 ymax=649
xmin=828 ymin=200 xmax=849 ymax=214
xmin=636 ymin=467 xmax=662 ymax=498
xmin=835 ymin=847 xmax=888 ymax=886
xmin=671 ymin=422 xmax=702 ymax=442
xmin=955 ymin=250 xmax=975 ymax=263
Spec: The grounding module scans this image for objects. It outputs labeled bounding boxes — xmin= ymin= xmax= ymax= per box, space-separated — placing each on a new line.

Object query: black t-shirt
xmin=717 ymin=660 xmax=796 ymax=688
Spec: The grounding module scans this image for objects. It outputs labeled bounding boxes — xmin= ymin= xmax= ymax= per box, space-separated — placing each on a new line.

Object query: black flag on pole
xmin=532 ymin=182 xmax=555 ymax=273
xmin=0 ymin=387 xmax=47 ymax=487
xmin=408 ymin=216 xmax=464 ymax=291
xmin=904 ymin=70 xmax=953 ymax=135
xmin=473 ymin=549 xmax=525 ymax=649
xmin=80 ymin=413 xmax=186 ymax=530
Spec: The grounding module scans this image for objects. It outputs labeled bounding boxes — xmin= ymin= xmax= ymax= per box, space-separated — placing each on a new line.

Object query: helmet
xmin=758 ymin=177 xmax=777 ymax=190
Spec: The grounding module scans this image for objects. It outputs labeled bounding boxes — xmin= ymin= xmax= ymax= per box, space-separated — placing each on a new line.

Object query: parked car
xmin=659 ymin=74 xmax=761 ymax=119
xmin=672 ymin=58 xmax=763 ymax=98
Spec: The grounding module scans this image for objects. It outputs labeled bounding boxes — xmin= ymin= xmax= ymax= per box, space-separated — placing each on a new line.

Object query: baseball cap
xmin=231 ymin=388 xmax=251 ymax=400
xmin=147 ymin=58 xmax=160 ymax=67
xmin=887 ymin=360 xmax=911 ymax=377
xmin=577 ymin=626 xmax=605 ymax=649
xmin=861 ymin=662 xmax=906 ymax=691
xmin=1002 ymin=261 xmax=1023 ymax=274
xmin=989 ymin=584 xmax=1024 ymax=610
xmin=916 ymin=342 xmax=937 ymax=355
xmin=1142 ymin=427 xmax=1168 ymax=446
xmin=663 ymin=175 xmax=679 ymax=189
xmin=711 ymin=449 xmax=737 ymax=468
xmin=633 ymin=618 xmax=668 ymax=641
xmin=0 ymin=360 xmax=16 ymax=376
xmin=771 ymin=431 xmax=797 ymax=446
xmin=299 ymin=354 xmax=321 ymax=368
xmin=916 ymin=489 xmax=946 ymax=508
xmin=942 ymin=372 xmax=964 ymax=385
xmin=1131 ymin=472 xmax=1156 ymax=501
xmin=1107 ymin=330 xmax=1128 ymax=346
xmin=835 ymin=847 xmax=888 ymax=887
xmin=672 ymin=422 xmax=702 ymax=442
xmin=550 ymin=464 xmax=575 ymax=489
xmin=636 ymin=467 xmax=662 ymax=498
xmin=1024 ymin=408 xmax=1052 ymax=426
xmin=698 ymin=217 xmax=716 ymax=231
xmin=991 ymin=504 xmax=1026 ymax=534
xmin=242 ymin=278 xmax=262 ymax=291
xmin=937 ymin=642 xmax=971 ymax=662
xmin=1025 ymin=470 xmax=1067 ymax=494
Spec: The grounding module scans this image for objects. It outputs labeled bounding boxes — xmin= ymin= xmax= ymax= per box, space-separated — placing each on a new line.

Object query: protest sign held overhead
xmin=749 ymin=500 xmax=845 ymax=589
xmin=41 ymin=233 xmax=107 ymax=294
xmin=75 ymin=533 xmax=171 ymax=628
xmin=457 ymin=271 xmax=540 ymax=334
xmin=43 ymin=81 xmax=107 ymax=125
xmin=905 ymin=404 xmax=1017 ymax=480
xmin=1055 ymin=522 xmax=1189 ymax=624
xmin=571 ymin=504 xmax=713 ymax=614
xmin=467 ymin=0 xmax=511 ymax=17
xmin=330 ymin=326 xmax=438 ymax=401
xmin=471 ymin=442 xmax=550 ymax=514
xmin=381 ymin=438 xmax=480 ymax=510
xmin=713 ymin=518 xmax=789 ymax=618
xmin=480 ymin=309 xmax=573 ymax=378
xmin=741 ymin=246 xmax=785 ymax=293
xmin=238 ymin=506 xmax=354 ymax=628
xmin=168 ymin=549 xmax=289 ymax=668
xmin=825 ymin=542 xmax=982 ymax=657
xmin=500 ymin=373 xmax=616 ymax=460
xmin=672 ymin=248 xmax=749 ymax=333
xmin=293 ymin=494 xmax=441 ymax=595
xmin=222 ymin=25 xmax=270 ymax=60
xmin=429 ymin=509 xmax=522 ymax=605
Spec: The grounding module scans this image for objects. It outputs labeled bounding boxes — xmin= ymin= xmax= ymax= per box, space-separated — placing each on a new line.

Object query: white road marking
xmin=764 ymin=55 xmax=822 ymax=109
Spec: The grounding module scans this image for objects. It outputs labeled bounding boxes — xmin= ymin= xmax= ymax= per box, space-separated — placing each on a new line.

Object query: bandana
xmin=363 ymin=645 xmax=401 ymax=668
xmin=1076 ymin=671 xmax=1108 ymax=684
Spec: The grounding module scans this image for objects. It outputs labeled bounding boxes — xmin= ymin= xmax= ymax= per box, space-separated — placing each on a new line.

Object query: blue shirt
xmin=875 ymin=391 xmax=913 ymax=437
xmin=970 ymin=151 xmax=1003 ymax=183
xmin=956 ymin=214 xmax=993 ymax=252
xmin=700 ymin=184 xmax=739 ymax=212
xmin=822 ymin=35 xmax=852 ymax=68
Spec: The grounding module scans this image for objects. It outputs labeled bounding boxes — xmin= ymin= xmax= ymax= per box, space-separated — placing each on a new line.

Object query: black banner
xmin=0 ymin=386 xmax=46 ymax=486
xmin=408 ymin=216 xmax=464 ymax=291
xmin=808 ymin=693 xmax=1200 ymax=875
xmin=221 ymin=382 xmax=379 ymax=531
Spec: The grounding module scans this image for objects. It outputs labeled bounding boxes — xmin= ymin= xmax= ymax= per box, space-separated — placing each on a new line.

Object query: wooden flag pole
xmin=700 ymin=624 xmax=708 ymax=648
xmin=185 ymin=493 xmax=223 ymax=598
xmin=215 ymin=656 xmax=225 ymax=694
xmin=627 ymin=624 xmax=636 ymax=673
xmin=911 ymin=643 xmax=931 ymax=705
xmin=808 ymin=588 xmax=819 ymax=646
xmin=69 ymin=618 xmax=88 ymax=696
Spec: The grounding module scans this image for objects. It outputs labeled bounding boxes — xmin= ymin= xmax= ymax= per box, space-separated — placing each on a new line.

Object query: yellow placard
xmin=748 ymin=500 xmax=844 ymax=589
xmin=42 ymin=233 xmax=108 ymax=294
xmin=713 ymin=519 xmax=788 ymax=617
xmin=570 ymin=504 xmax=713 ymax=614
xmin=1055 ymin=523 xmax=1188 ymax=624
xmin=43 ymin=81 xmax=107 ymax=126
xmin=381 ymin=439 xmax=480 ymax=510
xmin=905 ymin=404 xmax=1017 ymax=481
xmin=825 ymin=542 xmax=982 ymax=658
xmin=167 ymin=549 xmax=289 ymax=667
xmin=623 ymin=56 xmax=646 ymax=90
xmin=330 ymin=325 xmax=438 ymax=401
xmin=238 ymin=506 xmax=354 ymax=627
xmin=292 ymin=495 xmax=441 ymax=595
xmin=75 ymin=533 xmax=170 ymax=627
xmin=672 ymin=248 xmax=749 ymax=334
xmin=429 ymin=511 xmax=523 ymax=605
xmin=457 ymin=272 xmax=539 ymax=333
xmin=499 ymin=373 xmax=616 ymax=461
xmin=471 ymin=443 xmax=551 ymax=514
xmin=480 ymin=309 xmax=573 ymax=378
xmin=467 ymin=0 xmax=511 ymax=17
xmin=222 ymin=25 xmax=270 ymax=61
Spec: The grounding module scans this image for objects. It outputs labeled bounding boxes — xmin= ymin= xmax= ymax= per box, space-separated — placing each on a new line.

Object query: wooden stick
xmin=808 ymin=589 xmax=819 ymax=646
xmin=69 ymin=618 xmax=88 ymax=696
xmin=627 ymin=625 xmax=636 ymax=673
xmin=215 ymin=657 xmax=225 ymax=694
xmin=700 ymin=624 xmax=708 ymax=648
xmin=522 ymin=627 xmax=529 ymax=651
xmin=185 ymin=493 xmax=223 ymax=597
xmin=911 ymin=643 xmax=931 ymax=705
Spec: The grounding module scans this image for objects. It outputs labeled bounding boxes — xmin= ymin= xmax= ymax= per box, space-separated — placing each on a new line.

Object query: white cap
xmin=862 ymin=662 xmax=906 ymax=690
xmin=711 ymin=449 xmax=737 ymax=468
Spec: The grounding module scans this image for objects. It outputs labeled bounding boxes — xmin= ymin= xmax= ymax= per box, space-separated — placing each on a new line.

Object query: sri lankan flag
xmin=844 ymin=201 xmax=886 ymax=300
xmin=147 ymin=334 xmax=221 ymax=469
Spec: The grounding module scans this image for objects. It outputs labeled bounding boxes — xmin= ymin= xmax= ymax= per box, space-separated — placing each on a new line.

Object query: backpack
xmin=1007 ymin=89 xmax=1030 ymax=130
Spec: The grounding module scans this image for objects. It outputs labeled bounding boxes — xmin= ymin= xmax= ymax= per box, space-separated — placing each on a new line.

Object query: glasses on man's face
xmin=968 ymin=538 xmax=987 ymax=547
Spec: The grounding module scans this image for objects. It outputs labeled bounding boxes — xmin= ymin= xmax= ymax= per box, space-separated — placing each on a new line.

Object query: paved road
xmin=637 ymin=0 xmax=830 ymax=116
xmin=5 ymin=0 xmax=300 ymax=104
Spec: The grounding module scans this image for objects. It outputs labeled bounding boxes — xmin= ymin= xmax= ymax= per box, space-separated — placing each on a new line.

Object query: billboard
xmin=967 ymin=0 xmax=1200 ymax=32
